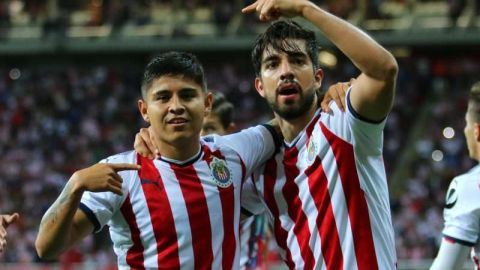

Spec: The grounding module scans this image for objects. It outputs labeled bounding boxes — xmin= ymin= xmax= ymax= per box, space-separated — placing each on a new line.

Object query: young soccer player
xmin=35 ymin=52 xmax=279 ymax=269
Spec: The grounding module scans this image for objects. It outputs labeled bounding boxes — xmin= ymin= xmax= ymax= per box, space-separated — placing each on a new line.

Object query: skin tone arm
xmin=430 ymin=238 xmax=471 ymax=270
xmin=133 ymin=81 xmax=351 ymax=158
xmin=243 ymin=0 xmax=398 ymax=122
xmin=0 ymin=213 xmax=19 ymax=253
xmin=35 ymin=163 xmax=140 ymax=259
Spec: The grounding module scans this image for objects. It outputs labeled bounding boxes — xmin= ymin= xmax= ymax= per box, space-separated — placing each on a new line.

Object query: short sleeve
xmin=222 ymin=125 xmax=280 ymax=176
xmin=79 ymin=152 xmax=136 ymax=233
xmin=345 ymin=89 xmax=386 ymax=155
xmin=442 ymin=177 xmax=480 ymax=245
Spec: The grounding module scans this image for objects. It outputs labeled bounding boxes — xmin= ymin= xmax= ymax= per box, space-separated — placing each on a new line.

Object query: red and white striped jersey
xmin=79 ymin=125 xmax=277 ymax=270
xmin=243 ymin=93 xmax=397 ymax=270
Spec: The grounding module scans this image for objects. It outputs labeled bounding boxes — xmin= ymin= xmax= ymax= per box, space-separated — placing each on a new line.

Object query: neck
xmin=276 ymin=101 xmax=318 ymax=143
xmin=156 ymin=136 xmax=201 ymax=161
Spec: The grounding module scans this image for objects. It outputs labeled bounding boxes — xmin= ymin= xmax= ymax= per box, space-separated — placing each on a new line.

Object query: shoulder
xmin=100 ymin=150 xmax=137 ymax=164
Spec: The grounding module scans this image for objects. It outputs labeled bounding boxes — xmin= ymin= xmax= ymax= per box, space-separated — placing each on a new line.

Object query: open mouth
xmin=277 ymin=83 xmax=300 ymax=96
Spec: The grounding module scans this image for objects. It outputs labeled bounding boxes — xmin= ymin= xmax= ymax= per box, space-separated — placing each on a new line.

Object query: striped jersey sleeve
xmin=79 ymin=151 xmax=137 ymax=232
xmin=220 ymin=125 xmax=278 ymax=177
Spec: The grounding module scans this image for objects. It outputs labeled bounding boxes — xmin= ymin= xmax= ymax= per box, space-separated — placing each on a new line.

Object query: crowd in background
xmin=0 ymin=51 xmax=478 ymax=266
xmin=0 ymin=0 xmax=478 ymax=39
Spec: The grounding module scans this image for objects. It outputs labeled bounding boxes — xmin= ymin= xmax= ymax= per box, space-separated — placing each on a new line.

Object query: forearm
xmin=36 ymin=180 xmax=83 ymax=259
xmin=301 ymin=3 xmax=397 ymax=81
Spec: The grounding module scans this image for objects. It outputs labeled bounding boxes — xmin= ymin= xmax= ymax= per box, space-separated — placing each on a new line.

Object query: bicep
xmin=348 ymin=73 xmax=395 ymax=122
xmin=68 ymin=209 xmax=95 ymax=246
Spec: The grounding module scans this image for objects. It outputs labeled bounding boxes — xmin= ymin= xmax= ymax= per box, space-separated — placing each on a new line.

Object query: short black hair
xmin=467 ymin=81 xmax=480 ymax=122
xmin=211 ymin=92 xmax=234 ymax=129
xmin=141 ymin=51 xmax=207 ymax=98
xmin=251 ymin=20 xmax=319 ymax=77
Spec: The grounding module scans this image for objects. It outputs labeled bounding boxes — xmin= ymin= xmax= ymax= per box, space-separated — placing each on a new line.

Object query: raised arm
xmin=35 ymin=163 xmax=139 ymax=259
xmin=243 ymin=0 xmax=398 ymax=121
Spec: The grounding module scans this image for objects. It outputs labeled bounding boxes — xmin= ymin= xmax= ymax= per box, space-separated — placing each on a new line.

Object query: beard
xmin=268 ymin=86 xmax=316 ymax=120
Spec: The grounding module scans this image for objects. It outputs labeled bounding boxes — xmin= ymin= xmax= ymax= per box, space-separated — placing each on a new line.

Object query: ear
xmin=226 ymin=122 xmax=237 ymax=134
xmin=475 ymin=123 xmax=480 ymax=142
xmin=204 ymin=92 xmax=213 ymax=116
xmin=138 ymin=99 xmax=149 ymax=123
xmin=314 ymin=68 xmax=324 ymax=89
xmin=255 ymin=77 xmax=265 ymax=98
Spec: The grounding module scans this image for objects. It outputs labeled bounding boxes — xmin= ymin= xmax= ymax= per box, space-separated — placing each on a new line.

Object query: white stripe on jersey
xmin=317 ymin=127 xmax=358 ymax=270
xmin=155 ymin=162 xmax=195 ymax=269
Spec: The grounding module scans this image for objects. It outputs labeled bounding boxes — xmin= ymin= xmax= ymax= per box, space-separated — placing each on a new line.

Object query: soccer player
xmin=136 ymin=0 xmax=398 ymax=268
xmin=35 ymin=52 xmax=279 ymax=269
xmin=240 ymin=1 xmax=398 ymax=268
xmin=430 ymin=82 xmax=480 ymax=270
xmin=0 ymin=213 xmax=19 ymax=253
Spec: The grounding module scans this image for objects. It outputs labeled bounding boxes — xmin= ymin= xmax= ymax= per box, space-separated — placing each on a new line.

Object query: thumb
xmin=5 ymin=213 xmax=19 ymax=226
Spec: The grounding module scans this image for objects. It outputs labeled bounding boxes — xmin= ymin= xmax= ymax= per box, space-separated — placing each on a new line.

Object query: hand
xmin=134 ymin=126 xmax=159 ymax=159
xmin=0 ymin=213 xmax=20 ymax=253
xmin=242 ymin=0 xmax=311 ymax=21
xmin=71 ymin=163 xmax=141 ymax=196
xmin=321 ymin=78 xmax=355 ymax=113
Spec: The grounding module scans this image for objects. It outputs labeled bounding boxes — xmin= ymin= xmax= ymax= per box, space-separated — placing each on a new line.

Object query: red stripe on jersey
xmin=171 ymin=163 xmax=214 ymax=269
xmin=263 ymin=156 xmax=295 ymax=269
xmin=120 ymin=195 xmax=146 ymax=269
xmin=320 ymin=123 xmax=379 ymax=270
xmin=283 ymin=147 xmax=315 ymax=270
xmin=137 ymin=155 xmax=180 ymax=269
xmin=203 ymin=146 xmax=236 ymax=270
xmin=305 ymin=156 xmax=344 ymax=270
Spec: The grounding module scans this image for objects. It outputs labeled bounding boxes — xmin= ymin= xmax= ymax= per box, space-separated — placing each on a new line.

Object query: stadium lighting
xmin=442 ymin=127 xmax=455 ymax=139
xmin=9 ymin=68 xmax=21 ymax=80
xmin=432 ymin=150 xmax=444 ymax=162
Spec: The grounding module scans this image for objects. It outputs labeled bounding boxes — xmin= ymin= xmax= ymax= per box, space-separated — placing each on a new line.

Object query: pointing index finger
xmin=242 ymin=2 xmax=258 ymax=13
xmin=109 ymin=163 xmax=141 ymax=172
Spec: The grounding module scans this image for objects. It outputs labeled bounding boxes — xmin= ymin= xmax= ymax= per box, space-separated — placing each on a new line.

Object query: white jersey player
xmin=431 ymin=82 xmax=480 ymax=270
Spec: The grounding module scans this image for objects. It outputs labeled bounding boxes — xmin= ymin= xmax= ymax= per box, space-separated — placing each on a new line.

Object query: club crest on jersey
xmin=307 ymin=139 xmax=317 ymax=161
xmin=211 ymin=157 xmax=232 ymax=188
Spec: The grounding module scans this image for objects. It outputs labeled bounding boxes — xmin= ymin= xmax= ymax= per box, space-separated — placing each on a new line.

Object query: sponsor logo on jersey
xmin=445 ymin=180 xmax=458 ymax=209
xmin=211 ymin=157 xmax=233 ymax=188
xmin=307 ymin=139 xmax=317 ymax=161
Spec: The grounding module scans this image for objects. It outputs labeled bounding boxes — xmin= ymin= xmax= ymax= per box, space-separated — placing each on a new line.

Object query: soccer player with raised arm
xmin=35 ymin=52 xmax=279 ymax=269
xmin=239 ymin=1 xmax=398 ymax=268
xmin=430 ymin=82 xmax=480 ymax=270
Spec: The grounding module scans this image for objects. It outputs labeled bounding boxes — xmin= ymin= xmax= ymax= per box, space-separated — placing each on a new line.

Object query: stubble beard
xmin=269 ymin=87 xmax=316 ymax=120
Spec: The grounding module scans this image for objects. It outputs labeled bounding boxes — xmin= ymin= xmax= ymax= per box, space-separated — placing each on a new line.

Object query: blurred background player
xmin=0 ymin=213 xmax=19 ymax=253
xmin=430 ymin=81 xmax=480 ymax=270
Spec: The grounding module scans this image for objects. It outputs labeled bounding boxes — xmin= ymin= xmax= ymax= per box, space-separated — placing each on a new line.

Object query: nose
xmin=169 ymin=95 xmax=185 ymax=115
xmin=279 ymin=60 xmax=294 ymax=81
